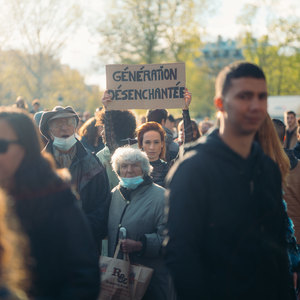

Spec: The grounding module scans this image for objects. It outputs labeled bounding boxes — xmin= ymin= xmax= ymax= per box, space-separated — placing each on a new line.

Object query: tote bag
xmin=99 ymin=241 xmax=153 ymax=300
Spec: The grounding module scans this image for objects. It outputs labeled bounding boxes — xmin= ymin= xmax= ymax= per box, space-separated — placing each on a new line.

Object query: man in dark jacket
xmin=40 ymin=106 xmax=111 ymax=249
xmin=165 ymin=62 xmax=296 ymax=300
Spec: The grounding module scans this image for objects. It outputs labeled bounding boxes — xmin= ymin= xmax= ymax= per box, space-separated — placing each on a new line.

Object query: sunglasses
xmin=0 ymin=139 xmax=20 ymax=153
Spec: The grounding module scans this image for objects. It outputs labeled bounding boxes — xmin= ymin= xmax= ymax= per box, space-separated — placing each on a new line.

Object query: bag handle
xmin=113 ymin=240 xmax=130 ymax=262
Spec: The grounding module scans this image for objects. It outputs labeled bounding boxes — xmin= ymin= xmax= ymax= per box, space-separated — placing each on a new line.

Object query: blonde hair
xmin=257 ymin=114 xmax=290 ymax=185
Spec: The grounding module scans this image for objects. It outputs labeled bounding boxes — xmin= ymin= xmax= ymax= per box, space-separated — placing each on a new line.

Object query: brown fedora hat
xmin=39 ymin=106 xmax=79 ymax=140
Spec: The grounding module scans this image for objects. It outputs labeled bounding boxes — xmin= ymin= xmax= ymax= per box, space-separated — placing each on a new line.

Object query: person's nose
xmin=250 ymin=97 xmax=262 ymax=111
xmin=127 ymin=165 xmax=133 ymax=173
xmin=149 ymin=142 xmax=155 ymax=150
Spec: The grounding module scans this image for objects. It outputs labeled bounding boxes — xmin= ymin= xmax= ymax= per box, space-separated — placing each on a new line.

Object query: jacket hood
xmin=189 ymin=129 xmax=263 ymax=177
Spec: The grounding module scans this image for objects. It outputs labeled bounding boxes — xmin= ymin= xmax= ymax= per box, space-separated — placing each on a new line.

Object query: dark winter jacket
xmin=165 ymin=129 xmax=296 ymax=300
xmin=294 ymin=141 xmax=300 ymax=160
xmin=163 ymin=126 xmax=179 ymax=162
xmin=150 ymin=159 xmax=169 ymax=187
xmin=80 ymin=136 xmax=104 ymax=153
xmin=45 ymin=141 xmax=111 ymax=243
xmin=14 ymin=181 xmax=100 ymax=300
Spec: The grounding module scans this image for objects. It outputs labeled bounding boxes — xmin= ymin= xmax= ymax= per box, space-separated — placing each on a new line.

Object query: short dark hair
xmin=215 ymin=61 xmax=266 ymax=98
xmin=78 ymin=117 xmax=99 ymax=146
xmin=32 ymin=99 xmax=40 ymax=106
xmin=286 ymin=111 xmax=296 ymax=117
xmin=146 ymin=109 xmax=168 ymax=124
xmin=272 ymin=118 xmax=286 ymax=143
xmin=167 ymin=114 xmax=175 ymax=123
xmin=95 ymin=110 xmax=136 ymax=145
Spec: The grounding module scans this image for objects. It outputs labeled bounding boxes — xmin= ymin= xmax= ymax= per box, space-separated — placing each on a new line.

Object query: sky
xmin=59 ymin=0 xmax=299 ymax=89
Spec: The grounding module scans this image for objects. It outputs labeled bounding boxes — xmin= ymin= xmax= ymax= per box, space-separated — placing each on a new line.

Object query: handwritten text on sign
xmin=106 ymin=62 xmax=185 ymax=109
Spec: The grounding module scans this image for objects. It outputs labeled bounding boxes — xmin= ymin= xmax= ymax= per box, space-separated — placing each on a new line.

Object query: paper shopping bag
xmin=99 ymin=241 xmax=153 ymax=300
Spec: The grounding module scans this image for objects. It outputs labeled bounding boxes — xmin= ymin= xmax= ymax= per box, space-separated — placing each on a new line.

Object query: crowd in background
xmin=0 ymin=65 xmax=300 ymax=300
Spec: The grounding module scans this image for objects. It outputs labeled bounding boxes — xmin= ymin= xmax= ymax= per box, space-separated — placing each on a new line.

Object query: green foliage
xmin=98 ymin=0 xmax=212 ymax=64
xmin=98 ymin=0 xmax=217 ymax=118
xmin=0 ymin=50 xmax=100 ymax=113
xmin=241 ymin=31 xmax=300 ymax=96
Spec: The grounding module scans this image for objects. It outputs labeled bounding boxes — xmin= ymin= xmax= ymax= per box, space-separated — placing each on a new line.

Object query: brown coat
xmin=284 ymin=162 xmax=300 ymax=243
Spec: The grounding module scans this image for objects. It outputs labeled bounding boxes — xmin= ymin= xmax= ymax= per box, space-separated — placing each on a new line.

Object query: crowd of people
xmin=0 ymin=61 xmax=300 ymax=300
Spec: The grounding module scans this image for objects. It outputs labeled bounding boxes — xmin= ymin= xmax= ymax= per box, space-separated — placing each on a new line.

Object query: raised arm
xmin=102 ymin=91 xmax=119 ymax=153
xmin=182 ymin=88 xmax=193 ymax=144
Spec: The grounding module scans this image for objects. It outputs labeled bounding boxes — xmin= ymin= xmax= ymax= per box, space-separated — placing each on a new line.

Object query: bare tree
xmin=2 ymin=0 xmax=82 ymax=99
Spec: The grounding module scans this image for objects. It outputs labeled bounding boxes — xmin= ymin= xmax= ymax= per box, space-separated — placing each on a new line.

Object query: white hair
xmin=111 ymin=146 xmax=153 ymax=176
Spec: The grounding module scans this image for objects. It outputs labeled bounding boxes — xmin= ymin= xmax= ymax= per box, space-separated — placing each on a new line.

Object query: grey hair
xmin=111 ymin=146 xmax=153 ymax=176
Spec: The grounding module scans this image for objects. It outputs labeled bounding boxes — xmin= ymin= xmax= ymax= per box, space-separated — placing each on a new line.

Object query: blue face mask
xmin=119 ymin=176 xmax=144 ymax=190
xmin=52 ymin=134 xmax=77 ymax=151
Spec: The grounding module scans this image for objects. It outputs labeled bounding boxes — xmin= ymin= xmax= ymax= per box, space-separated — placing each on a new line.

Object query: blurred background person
xmin=198 ymin=119 xmax=214 ymax=136
xmin=14 ymin=97 xmax=28 ymax=111
xmin=30 ymin=99 xmax=41 ymax=115
xmin=284 ymin=111 xmax=298 ymax=150
xmin=109 ymin=147 xmax=171 ymax=300
xmin=78 ymin=116 xmax=104 ymax=153
xmin=95 ymin=91 xmax=137 ymax=190
xmin=294 ymin=118 xmax=300 ymax=160
xmin=177 ymin=119 xmax=200 ymax=146
xmin=0 ymin=107 xmax=100 ymax=299
xmin=165 ymin=114 xmax=176 ymax=138
xmin=256 ymin=114 xmax=300 ymax=290
xmin=136 ymin=121 xmax=169 ymax=187
xmin=273 ymin=118 xmax=300 ymax=244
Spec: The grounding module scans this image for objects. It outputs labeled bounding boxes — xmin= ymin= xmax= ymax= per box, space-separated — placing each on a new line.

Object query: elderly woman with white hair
xmin=108 ymin=146 xmax=170 ymax=300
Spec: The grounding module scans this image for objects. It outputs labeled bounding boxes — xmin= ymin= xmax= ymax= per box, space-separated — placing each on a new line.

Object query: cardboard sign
xmin=105 ymin=62 xmax=185 ymax=110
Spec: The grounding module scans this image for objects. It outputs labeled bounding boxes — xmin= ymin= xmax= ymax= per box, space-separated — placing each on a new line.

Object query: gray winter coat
xmin=108 ymin=180 xmax=170 ymax=300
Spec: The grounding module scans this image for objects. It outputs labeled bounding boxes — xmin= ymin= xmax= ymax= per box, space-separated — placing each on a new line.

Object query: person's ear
xmin=214 ymin=97 xmax=224 ymax=112
xmin=161 ymin=119 xmax=166 ymax=127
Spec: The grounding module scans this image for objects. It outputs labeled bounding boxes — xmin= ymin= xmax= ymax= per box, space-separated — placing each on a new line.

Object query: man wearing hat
xmin=40 ymin=106 xmax=111 ymax=250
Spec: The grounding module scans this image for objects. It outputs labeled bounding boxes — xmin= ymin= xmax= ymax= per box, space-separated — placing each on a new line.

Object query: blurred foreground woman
xmin=0 ymin=188 xmax=28 ymax=300
xmin=0 ymin=107 xmax=100 ymax=300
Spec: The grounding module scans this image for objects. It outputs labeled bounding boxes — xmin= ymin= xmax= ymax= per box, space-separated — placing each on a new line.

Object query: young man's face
xmin=285 ymin=113 xmax=296 ymax=129
xmin=222 ymin=77 xmax=268 ymax=136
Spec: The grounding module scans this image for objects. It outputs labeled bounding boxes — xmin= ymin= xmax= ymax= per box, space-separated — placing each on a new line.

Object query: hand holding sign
xmin=102 ymin=90 xmax=112 ymax=109
xmin=105 ymin=62 xmax=186 ymax=110
xmin=183 ymin=88 xmax=192 ymax=111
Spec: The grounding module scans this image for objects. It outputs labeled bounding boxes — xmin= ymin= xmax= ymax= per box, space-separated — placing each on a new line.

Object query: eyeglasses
xmin=0 ymin=139 xmax=20 ymax=153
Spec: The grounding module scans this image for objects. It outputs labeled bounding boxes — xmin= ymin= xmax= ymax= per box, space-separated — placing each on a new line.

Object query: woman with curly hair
xmin=78 ymin=117 xmax=104 ymax=153
xmin=136 ymin=121 xmax=169 ymax=187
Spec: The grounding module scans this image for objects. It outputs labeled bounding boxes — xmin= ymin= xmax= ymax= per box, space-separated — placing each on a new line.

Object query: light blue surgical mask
xmin=52 ymin=134 xmax=77 ymax=151
xmin=119 ymin=176 xmax=144 ymax=190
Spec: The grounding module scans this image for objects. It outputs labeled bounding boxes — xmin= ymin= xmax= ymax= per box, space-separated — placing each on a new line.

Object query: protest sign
xmin=105 ymin=62 xmax=185 ymax=110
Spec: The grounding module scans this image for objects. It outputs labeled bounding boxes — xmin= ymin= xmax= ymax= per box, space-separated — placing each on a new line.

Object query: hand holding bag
xmin=99 ymin=240 xmax=153 ymax=300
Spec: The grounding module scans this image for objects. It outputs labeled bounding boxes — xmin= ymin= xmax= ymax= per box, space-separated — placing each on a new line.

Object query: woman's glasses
xmin=0 ymin=139 xmax=20 ymax=153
